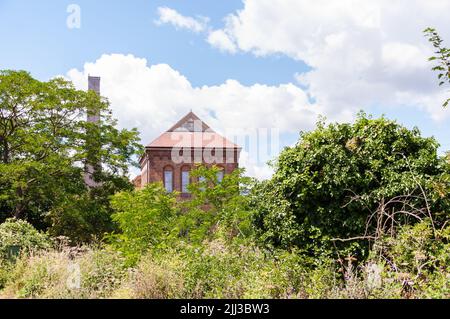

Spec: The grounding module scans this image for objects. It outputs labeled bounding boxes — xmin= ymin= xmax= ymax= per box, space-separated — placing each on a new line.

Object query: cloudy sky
xmin=1 ymin=0 xmax=449 ymax=179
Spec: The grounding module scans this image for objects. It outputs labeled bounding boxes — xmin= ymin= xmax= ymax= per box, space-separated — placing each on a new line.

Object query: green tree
xmin=181 ymin=165 xmax=255 ymax=244
xmin=109 ymin=183 xmax=177 ymax=264
xmin=424 ymin=27 xmax=450 ymax=107
xmin=108 ymin=166 xmax=255 ymax=264
xmin=251 ymin=113 xmax=450 ymax=259
xmin=0 ymin=70 xmax=142 ymax=240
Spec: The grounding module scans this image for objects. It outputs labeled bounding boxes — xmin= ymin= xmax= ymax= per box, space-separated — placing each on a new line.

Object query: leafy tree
xmin=424 ymin=27 xmax=450 ymax=107
xmin=0 ymin=70 xmax=142 ymax=240
xmin=108 ymin=166 xmax=255 ymax=264
xmin=109 ymin=183 xmax=177 ymax=264
xmin=251 ymin=113 xmax=450 ymax=259
xmin=181 ymin=165 xmax=255 ymax=243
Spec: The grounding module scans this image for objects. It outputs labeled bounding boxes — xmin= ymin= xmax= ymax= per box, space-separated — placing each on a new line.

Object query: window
xmin=216 ymin=170 xmax=224 ymax=183
xmin=181 ymin=170 xmax=190 ymax=193
xmin=181 ymin=118 xmax=195 ymax=131
xmin=164 ymin=169 xmax=173 ymax=193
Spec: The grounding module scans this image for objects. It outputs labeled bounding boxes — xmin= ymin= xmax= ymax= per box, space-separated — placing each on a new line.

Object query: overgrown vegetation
xmin=0 ymin=67 xmax=449 ymax=299
xmin=0 ymin=70 xmax=142 ymax=240
xmin=0 ymin=121 xmax=448 ymax=298
xmin=1 ymin=218 xmax=448 ymax=299
xmin=251 ymin=113 xmax=449 ymax=260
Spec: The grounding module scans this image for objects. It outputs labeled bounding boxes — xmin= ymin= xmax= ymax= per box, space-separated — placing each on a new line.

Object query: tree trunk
xmin=1 ymin=136 xmax=8 ymax=164
xmin=14 ymin=187 xmax=25 ymax=219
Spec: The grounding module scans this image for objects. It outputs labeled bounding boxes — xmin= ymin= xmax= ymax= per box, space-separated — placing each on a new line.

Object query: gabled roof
xmin=167 ymin=111 xmax=211 ymax=132
xmin=147 ymin=132 xmax=240 ymax=148
xmin=146 ymin=111 xmax=240 ymax=149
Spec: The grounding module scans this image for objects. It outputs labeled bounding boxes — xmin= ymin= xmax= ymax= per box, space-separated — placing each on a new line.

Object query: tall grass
xmin=1 ymin=221 xmax=448 ymax=299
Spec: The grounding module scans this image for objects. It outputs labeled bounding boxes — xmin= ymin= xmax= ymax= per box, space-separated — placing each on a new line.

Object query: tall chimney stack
xmin=87 ymin=76 xmax=101 ymax=123
xmin=84 ymin=76 xmax=102 ymax=188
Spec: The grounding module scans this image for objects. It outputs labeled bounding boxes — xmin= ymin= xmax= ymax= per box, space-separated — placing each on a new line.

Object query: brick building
xmin=134 ymin=111 xmax=241 ymax=195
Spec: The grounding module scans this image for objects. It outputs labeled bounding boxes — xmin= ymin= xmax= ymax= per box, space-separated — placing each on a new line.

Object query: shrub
xmin=2 ymin=249 xmax=74 ymax=298
xmin=108 ymin=183 xmax=177 ymax=265
xmin=183 ymin=166 xmax=255 ymax=244
xmin=251 ymin=114 xmax=450 ymax=258
xmin=1 ymin=246 xmax=127 ymax=299
xmin=108 ymin=167 xmax=255 ymax=265
xmin=0 ymin=259 xmax=14 ymax=289
xmin=0 ymin=218 xmax=51 ymax=260
xmin=368 ymin=219 xmax=450 ymax=298
xmin=76 ymin=247 xmax=128 ymax=298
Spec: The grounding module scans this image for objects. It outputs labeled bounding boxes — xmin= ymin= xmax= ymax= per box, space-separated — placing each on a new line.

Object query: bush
xmin=1 ymin=249 xmax=74 ymax=298
xmin=76 ymin=247 xmax=128 ymax=298
xmin=0 ymin=245 xmax=127 ymax=299
xmin=0 ymin=259 xmax=14 ymax=289
xmin=369 ymin=219 xmax=450 ymax=298
xmin=0 ymin=218 xmax=51 ymax=260
xmin=108 ymin=167 xmax=255 ymax=266
xmin=183 ymin=166 xmax=255 ymax=244
xmin=46 ymin=178 xmax=134 ymax=244
xmin=251 ymin=114 xmax=450 ymax=258
xmin=108 ymin=183 xmax=177 ymax=265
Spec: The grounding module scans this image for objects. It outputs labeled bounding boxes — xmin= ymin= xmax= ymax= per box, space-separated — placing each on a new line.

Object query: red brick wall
xmin=140 ymin=147 xmax=240 ymax=192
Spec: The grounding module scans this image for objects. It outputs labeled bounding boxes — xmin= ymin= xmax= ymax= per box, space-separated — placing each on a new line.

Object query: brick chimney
xmin=87 ymin=76 xmax=100 ymax=123
xmin=84 ymin=76 xmax=102 ymax=188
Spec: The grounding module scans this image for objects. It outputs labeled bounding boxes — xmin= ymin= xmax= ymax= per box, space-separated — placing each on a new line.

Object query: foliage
xmin=0 ymin=218 xmax=51 ymax=260
xmin=0 ymin=245 xmax=126 ymax=299
xmin=47 ymin=178 xmax=134 ymax=243
xmin=424 ymin=28 xmax=450 ymax=108
xmin=108 ymin=183 xmax=177 ymax=264
xmin=251 ymin=113 xmax=450 ymax=258
xmin=370 ymin=219 xmax=450 ymax=298
xmin=180 ymin=166 xmax=255 ymax=244
xmin=108 ymin=166 xmax=255 ymax=265
xmin=1 ymin=219 xmax=449 ymax=299
xmin=0 ymin=259 xmax=13 ymax=289
xmin=0 ymin=70 xmax=142 ymax=241
xmin=1 ymin=71 xmax=448 ymax=299
xmin=76 ymin=247 xmax=128 ymax=298
xmin=129 ymin=252 xmax=185 ymax=298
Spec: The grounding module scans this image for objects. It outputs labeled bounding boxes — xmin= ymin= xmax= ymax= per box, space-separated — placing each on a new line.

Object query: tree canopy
xmin=251 ymin=113 xmax=450 ymax=258
xmin=0 ymin=70 xmax=142 ymax=241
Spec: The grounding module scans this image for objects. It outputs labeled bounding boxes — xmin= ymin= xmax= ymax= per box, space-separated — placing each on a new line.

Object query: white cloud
xmin=155 ymin=7 xmax=238 ymax=54
xmin=155 ymin=7 xmax=208 ymax=33
xmin=67 ymin=54 xmax=335 ymax=180
xmin=204 ymin=0 xmax=450 ymax=121
xmin=207 ymin=29 xmax=237 ymax=53
xmin=66 ymin=2 xmax=450 ymax=178
xmin=239 ymin=150 xmax=274 ymax=180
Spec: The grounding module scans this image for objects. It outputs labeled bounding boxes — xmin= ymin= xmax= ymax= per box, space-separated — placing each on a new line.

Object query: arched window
xmin=163 ymin=166 xmax=173 ymax=193
xmin=181 ymin=167 xmax=190 ymax=193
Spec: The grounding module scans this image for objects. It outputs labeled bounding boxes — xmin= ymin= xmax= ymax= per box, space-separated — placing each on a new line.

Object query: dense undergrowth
xmin=0 ymin=217 xmax=448 ymax=299
xmin=1 ymin=116 xmax=449 ymax=299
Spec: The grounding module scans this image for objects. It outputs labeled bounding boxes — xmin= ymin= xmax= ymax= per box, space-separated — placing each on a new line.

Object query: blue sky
xmin=1 ymin=0 xmax=449 ymax=178
xmin=0 ymin=0 xmax=307 ymax=86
